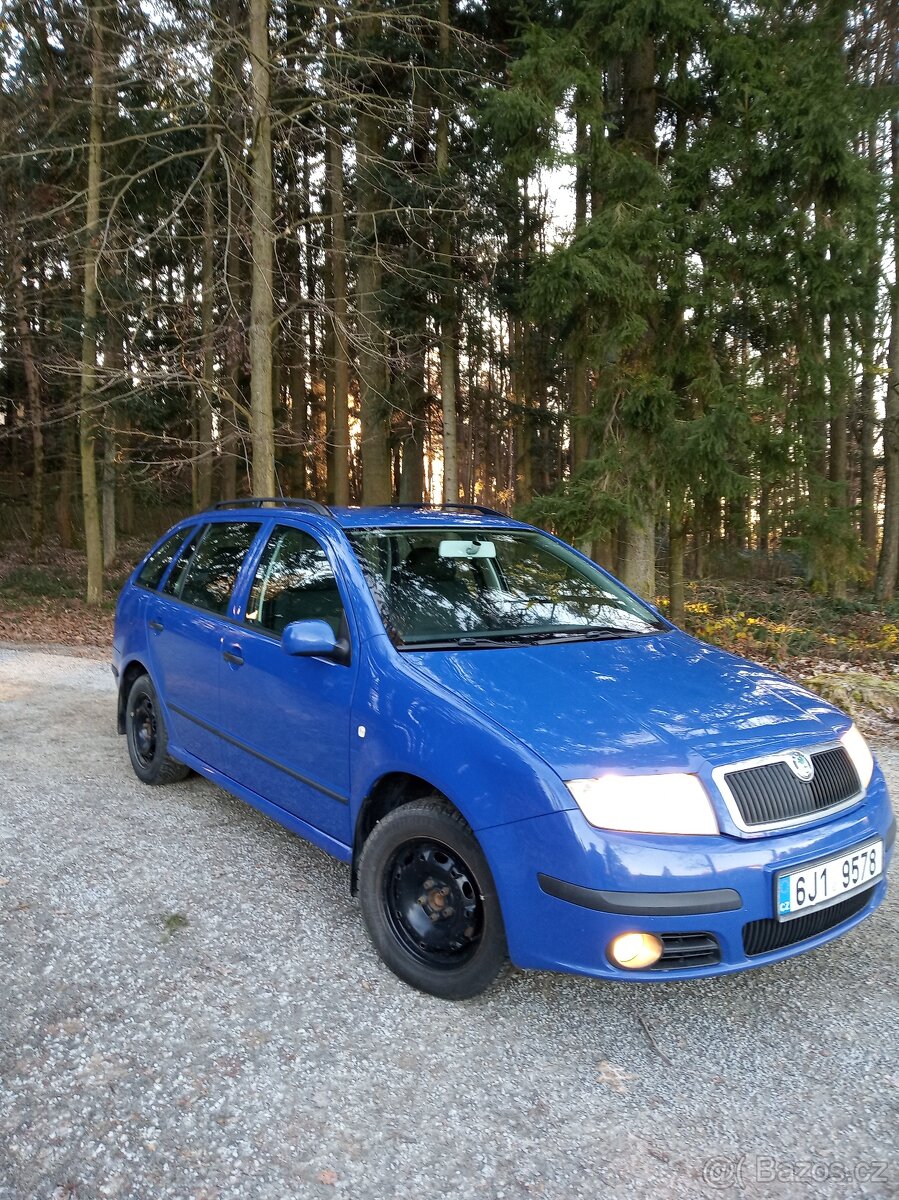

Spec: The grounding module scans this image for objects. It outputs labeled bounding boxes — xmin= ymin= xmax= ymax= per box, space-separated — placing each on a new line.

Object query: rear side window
xmin=168 ymin=521 xmax=260 ymax=615
xmin=245 ymin=526 xmax=345 ymax=637
xmin=136 ymin=527 xmax=194 ymax=590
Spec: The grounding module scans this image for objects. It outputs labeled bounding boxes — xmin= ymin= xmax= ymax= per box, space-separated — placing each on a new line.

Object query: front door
xmin=216 ymin=523 xmax=356 ymax=848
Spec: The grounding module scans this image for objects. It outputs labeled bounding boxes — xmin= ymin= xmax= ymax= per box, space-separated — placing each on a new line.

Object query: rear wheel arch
xmin=117 ymin=658 xmax=151 ymax=734
xmin=123 ymin=672 xmax=189 ymax=785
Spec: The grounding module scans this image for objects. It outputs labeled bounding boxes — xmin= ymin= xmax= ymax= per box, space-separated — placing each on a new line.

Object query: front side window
xmin=137 ymin=526 xmax=194 ymax=590
xmin=245 ymin=525 xmax=345 ymax=637
xmin=169 ymin=521 xmax=260 ymax=615
xmin=348 ymin=527 xmax=665 ymax=648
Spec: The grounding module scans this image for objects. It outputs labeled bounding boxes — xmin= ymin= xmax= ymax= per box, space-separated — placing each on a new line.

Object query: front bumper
xmin=479 ymin=765 xmax=895 ymax=981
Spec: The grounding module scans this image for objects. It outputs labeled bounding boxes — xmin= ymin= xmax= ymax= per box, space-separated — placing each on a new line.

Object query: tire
xmin=125 ymin=674 xmax=190 ymax=786
xmin=358 ymin=797 xmax=509 ymax=1000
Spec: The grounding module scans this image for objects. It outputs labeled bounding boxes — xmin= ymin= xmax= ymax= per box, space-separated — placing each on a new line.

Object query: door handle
xmin=149 ymin=619 xmax=163 ymax=632
xmin=222 ymin=649 xmax=244 ymax=666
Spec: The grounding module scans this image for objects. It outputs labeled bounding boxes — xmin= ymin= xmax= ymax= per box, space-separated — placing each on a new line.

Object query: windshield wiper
xmin=545 ymin=625 xmax=657 ymax=642
xmin=398 ymin=626 xmax=661 ymax=651
xmin=399 ymin=633 xmax=538 ymax=651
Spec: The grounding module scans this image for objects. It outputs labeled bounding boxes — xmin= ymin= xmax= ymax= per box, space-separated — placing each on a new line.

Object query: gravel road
xmin=1 ymin=646 xmax=897 ymax=1200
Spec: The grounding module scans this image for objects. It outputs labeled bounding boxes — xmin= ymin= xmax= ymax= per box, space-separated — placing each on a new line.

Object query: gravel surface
xmin=1 ymin=646 xmax=897 ymax=1200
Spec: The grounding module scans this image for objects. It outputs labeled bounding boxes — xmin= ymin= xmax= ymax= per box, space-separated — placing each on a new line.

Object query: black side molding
xmin=537 ymin=873 xmax=743 ymax=916
xmin=167 ymin=702 xmax=349 ymax=804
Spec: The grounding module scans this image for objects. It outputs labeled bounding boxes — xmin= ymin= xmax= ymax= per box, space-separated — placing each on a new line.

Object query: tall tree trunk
xmin=220 ymin=0 xmax=246 ymax=500
xmin=620 ymin=513 xmax=655 ymax=599
xmin=248 ymin=0 xmax=275 ymax=496
xmin=875 ymin=101 xmax=899 ymax=598
xmin=102 ymin=423 xmax=116 ymax=568
xmin=570 ymin=105 xmax=591 ymax=473
xmin=285 ymin=212 xmax=308 ymax=497
xmin=876 ymin=270 xmax=899 ymax=596
xmin=858 ymin=300 xmax=878 ymax=576
xmin=398 ymin=338 xmax=426 ymax=503
xmin=325 ymin=7 xmax=350 ymax=506
xmin=80 ymin=0 xmax=105 ymax=603
xmin=436 ymin=0 xmax=458 ymax=503
xmin=876 ymin=296 xmax=899 ymax=600
xmin=355 ymin=24 xmax=391 ymax=505
xmin=303 ymin=147 xmax=327 ymax=499
xmin=11 ymin=242 xmax=44 ymax=552
xmin=618 ymin=34 xmax=657 ymax=598
xmin=101 ymin=317 xmax=123 ymax=569
xmin=827 ymin=311 xmax=849 ymax=598
xmin=197 ymin=71 xmax=218 ymax=511
xmin=397 ymin=58 xmax=430 ymax=506
xmin=669 ymin=491 xmax=686 ymax=625
xmin=57 ymin=405 xmax=75 ymax=548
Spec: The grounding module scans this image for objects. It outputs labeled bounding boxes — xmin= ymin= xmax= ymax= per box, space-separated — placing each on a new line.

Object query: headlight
xmin=840 ymin=724 xmax=874 ymax=789
xmin=566 ymin=773 xmax=719 ymax=835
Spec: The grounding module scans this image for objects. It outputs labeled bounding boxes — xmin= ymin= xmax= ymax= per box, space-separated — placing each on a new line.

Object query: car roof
xmin=204 ymin=501 xmax=532 ymax=532
xmin=331 ymin=506 xmax=531 ymax=531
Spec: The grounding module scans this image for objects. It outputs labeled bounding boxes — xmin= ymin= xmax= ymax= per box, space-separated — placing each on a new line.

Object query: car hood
xmin=403 ymin=630 xmax=848 ymax=779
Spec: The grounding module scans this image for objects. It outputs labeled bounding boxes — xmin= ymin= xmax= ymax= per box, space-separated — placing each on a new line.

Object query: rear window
xmin=136 ymin=527 xmax=194 ymax=590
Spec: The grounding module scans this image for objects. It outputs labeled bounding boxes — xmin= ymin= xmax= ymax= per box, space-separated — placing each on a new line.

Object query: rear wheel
xmin=358 ymin=798 xmax=508 ymax=999
xmin=125 ymin=674 xmax=189 ymax=785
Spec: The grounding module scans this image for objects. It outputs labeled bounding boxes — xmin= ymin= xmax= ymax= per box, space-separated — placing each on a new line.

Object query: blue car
xmin=113 ymin=499 xmax=894 ymax=999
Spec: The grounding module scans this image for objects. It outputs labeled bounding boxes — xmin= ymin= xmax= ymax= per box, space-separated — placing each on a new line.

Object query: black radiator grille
xmin=742 ymin=888 xmax=872 ymax=957
xmin=724 ymin=747 xmax=860 ymax=828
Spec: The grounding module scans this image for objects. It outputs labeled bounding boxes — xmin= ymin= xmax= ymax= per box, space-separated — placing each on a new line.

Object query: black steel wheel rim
xmin=382 ymin=838 xmax=484 ymax=969
xmin=131 ymin=693 xmax=157 ymax=767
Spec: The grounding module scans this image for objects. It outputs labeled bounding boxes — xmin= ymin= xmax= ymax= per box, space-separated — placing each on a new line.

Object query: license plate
xmin=775 ymin=838 xmax=883 ymax=922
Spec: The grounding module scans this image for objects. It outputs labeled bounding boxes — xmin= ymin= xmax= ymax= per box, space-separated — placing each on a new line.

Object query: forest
xmin=1 ymin=0 xmax=898 ymax=625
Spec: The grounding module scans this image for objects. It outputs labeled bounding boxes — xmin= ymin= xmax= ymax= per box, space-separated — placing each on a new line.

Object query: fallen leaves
xmin=0 ymin=542 xmax=132 ymax=650
xmin=596 ymin=1060 xmax=637 ymax=1093
xmin=805 ymin=673 xmax=899 ymax=724
xmin=0 ymin=594 xmax=114 ymax=650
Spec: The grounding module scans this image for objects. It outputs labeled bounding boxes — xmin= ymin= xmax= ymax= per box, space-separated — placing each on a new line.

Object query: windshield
xmin=347 ymin=527 xmax=666 ymax=648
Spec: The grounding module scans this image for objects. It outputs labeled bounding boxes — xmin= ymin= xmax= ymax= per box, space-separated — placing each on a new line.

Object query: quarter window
xmin=246 ymin=526 xmax=345 ymax=637
xmin=137 ymin=526 xmax=194 ymax=590
xmin=162 ymin=525 xmax=204 ymax=598
xmin=171 ymin=522 xmax=260 ymax=615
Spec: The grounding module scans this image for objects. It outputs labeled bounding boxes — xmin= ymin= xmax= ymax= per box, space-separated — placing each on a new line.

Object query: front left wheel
xmin=357 ymin=797 xmax=509 ymax=1000
xmin=125 ymin=674 xmax=190 ymax=785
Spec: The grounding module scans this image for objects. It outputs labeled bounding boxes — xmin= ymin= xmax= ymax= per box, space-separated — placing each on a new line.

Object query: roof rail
xmin=211 ymin=497 xmax=333 ymax=517
xmin=388 ymin=502 xmax=509 ymax=518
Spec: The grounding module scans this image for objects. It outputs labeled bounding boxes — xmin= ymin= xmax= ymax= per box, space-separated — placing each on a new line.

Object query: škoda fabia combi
xmin=113 ymin=500 xmax=894 ymax=999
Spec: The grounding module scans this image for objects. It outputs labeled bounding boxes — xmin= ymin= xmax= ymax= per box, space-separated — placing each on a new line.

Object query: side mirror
xmin=281 ymin=619 xmax=338 ymax=658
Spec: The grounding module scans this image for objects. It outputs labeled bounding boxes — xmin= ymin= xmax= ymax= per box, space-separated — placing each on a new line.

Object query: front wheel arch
xmin=351 ymin=772 xmax=463 ymax=894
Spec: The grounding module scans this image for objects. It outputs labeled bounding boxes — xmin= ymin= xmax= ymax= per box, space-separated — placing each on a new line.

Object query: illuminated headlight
xmin=840 ymin=724 xmax=874 ymax=790
xmin=566 ymin=773 xmax=719 ymax=836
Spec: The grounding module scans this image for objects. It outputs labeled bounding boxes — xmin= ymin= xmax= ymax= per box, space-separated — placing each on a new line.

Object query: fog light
xmin=609 ymin=932 xmax=664 ymax=969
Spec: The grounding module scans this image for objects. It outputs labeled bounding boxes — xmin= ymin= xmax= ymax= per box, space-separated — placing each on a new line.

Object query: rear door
xmin=146 ymin=520 xmax=262 ymax=764
xmin=215 ymin=522 xmax=356 ymax=846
